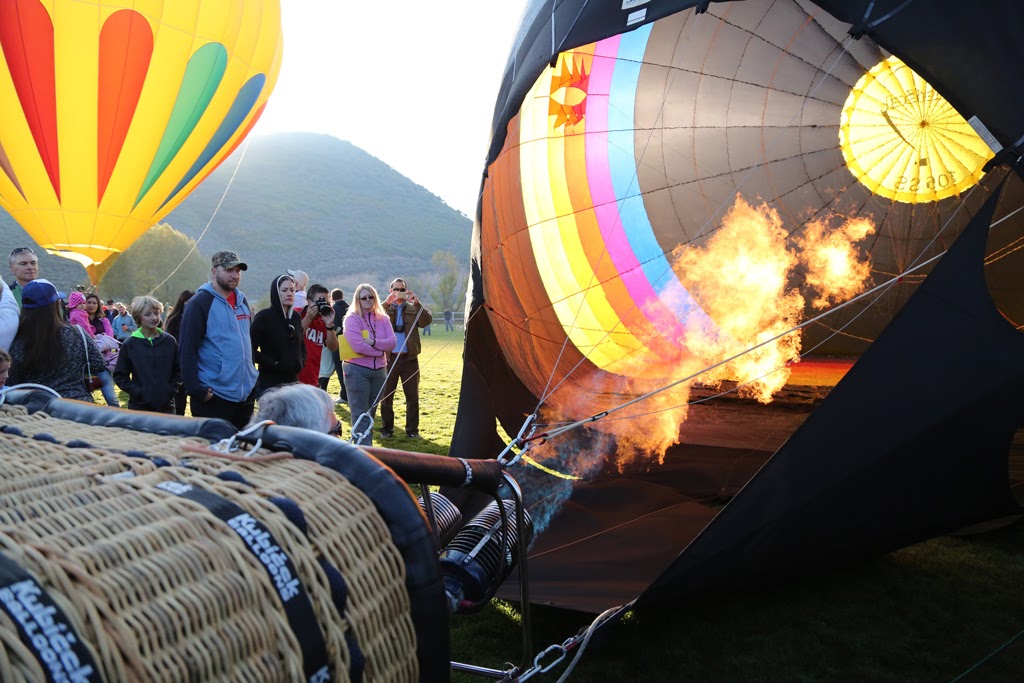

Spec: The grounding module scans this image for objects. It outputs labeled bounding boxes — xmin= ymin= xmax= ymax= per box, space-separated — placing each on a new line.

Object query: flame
xmin=533 ymin=196 xmax=875 ymax=475
xmin=797 ymin=216 xmax=875 ymax=308
xmin=674 ymin=198 xmax=805 ymax=403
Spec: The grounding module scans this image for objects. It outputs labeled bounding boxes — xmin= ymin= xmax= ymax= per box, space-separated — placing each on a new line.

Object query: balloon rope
xmin=367 ymin=304 xmax=483 ymax=420
xmin=532 ymin=32 xmax=859 ymax=408
xmin=145 ymin=137 xmax=253 ymax=297
xmin=365 ymin=217 xmax=477 ymax=412
xmin=522 ymin=198 xmax=1016 ymax=444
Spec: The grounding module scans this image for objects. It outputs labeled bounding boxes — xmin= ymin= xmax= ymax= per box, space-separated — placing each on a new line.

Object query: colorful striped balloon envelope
xmin=0 ymin=0 xmax=282 ymax=283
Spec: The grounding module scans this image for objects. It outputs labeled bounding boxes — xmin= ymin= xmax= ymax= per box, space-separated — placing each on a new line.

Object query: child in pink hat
xmin=67 ymin=291 xmax=94 ymax=337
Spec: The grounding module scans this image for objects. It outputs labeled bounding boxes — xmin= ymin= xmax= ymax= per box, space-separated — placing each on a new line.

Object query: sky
xmin=253 ymin=0 xmax=531 ymax=217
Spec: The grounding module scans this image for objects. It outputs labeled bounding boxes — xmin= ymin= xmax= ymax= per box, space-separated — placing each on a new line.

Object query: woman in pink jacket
xmin=342 ymin=283 xmax=395 ymax=445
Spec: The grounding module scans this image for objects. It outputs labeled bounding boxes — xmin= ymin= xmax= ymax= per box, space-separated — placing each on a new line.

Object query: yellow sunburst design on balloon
xmin=839 ymin=56 xmax=994 ymax=204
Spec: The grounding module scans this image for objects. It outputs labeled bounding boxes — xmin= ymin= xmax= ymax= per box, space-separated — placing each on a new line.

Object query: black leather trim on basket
xmin=3 ymin=388 xmax=236 ymax=441
xmin=152 ymin=480 xmax=331 ymax=683
xmin=0 ymin=550 xmax=105 ymax=683
xmin=257 ymin=425 xmax=451 ymax=683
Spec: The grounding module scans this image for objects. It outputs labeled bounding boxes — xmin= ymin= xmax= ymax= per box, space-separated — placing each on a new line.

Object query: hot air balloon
xmin=451 ymin=0 xmax=1024 ymax=615
xmin=0 ymin=0 xmax=282 ymax=283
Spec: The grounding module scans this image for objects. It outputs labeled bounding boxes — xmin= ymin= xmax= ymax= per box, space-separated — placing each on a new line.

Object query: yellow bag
xmin=336 ymin=328 xmax=368 ymax=361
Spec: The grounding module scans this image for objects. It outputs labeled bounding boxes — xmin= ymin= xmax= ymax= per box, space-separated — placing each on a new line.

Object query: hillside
xmin=166 ymin=132 xmax=474 ymax=296
xmin=0 ymin=132 xmax=474 ymax=298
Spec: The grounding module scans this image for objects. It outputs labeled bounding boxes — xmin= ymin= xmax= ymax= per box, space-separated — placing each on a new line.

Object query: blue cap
xmin=20 ymin=279 xmax=61 ymax=309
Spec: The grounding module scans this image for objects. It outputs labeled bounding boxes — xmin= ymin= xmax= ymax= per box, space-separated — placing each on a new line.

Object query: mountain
xmin=0 ymin=132 xmax=474 ymax=300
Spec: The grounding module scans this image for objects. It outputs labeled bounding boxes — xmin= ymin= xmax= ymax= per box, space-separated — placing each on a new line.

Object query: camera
xmin=316 ymin=297 xmax=332 ymax=316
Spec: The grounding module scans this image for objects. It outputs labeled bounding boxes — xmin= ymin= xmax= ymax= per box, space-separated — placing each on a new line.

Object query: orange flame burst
xmin=537 ymin=196 xmax=875 ymax=472
xmin=797 ymin=216 xmax=875 ymax=308
xmin=674 ymin=198 xmax=805 ymax=403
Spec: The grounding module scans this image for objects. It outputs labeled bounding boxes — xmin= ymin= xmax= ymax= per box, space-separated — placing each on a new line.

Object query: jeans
xmin=332 ymin=349 xmax=347 ymax=400
xmin=99 ymin=370 xmax=120 ymax=407
xmin=343 ymin=362 xmax=385 ymax=445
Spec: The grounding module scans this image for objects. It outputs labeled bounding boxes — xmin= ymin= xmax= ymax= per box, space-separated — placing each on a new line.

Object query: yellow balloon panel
xmin=0 ymin=0 xmax=282 ymax=282
xmin=839 ymin=56 xmax=993 ymax=204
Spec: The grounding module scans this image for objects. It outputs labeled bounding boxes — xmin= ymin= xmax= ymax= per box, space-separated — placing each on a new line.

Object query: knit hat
xmin=67 ymin=291 xmax=87 ymax=309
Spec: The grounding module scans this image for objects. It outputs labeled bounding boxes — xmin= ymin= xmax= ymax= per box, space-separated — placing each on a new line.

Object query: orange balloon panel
xmin=0 ymin=0 xmax=282 ymax=282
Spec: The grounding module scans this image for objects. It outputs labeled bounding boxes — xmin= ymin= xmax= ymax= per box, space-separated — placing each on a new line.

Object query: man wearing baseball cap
xmin=178 ymin=251 xmax=258 ymax=428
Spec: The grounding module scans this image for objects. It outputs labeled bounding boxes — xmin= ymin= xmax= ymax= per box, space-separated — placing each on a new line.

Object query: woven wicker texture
xmin=0 ymin=406 xmax=420 ymax=682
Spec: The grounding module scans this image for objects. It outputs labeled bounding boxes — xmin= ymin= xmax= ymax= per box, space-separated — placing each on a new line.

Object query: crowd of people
xmin=2 ymin=246 xmax=436 ymax=446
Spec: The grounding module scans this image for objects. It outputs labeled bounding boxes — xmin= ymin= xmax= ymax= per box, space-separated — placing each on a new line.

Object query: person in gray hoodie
xmin=179 ymin=251 xmax=258 ymax=428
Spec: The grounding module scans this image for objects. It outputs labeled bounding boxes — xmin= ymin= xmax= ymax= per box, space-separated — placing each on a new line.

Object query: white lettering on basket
xmin=155 ymin=480 xmax=193 ymax=495
xmin=227 ymin=513 xmax=301 ymax=602
xmin=0 ymin=580 xmax=95 ymax=683
xmin=309 ymin=665 xmax=331 ymax=683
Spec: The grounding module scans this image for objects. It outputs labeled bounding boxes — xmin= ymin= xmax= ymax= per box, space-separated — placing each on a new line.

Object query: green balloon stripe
xmin=134 ymin=42 xmax=227 ymax=207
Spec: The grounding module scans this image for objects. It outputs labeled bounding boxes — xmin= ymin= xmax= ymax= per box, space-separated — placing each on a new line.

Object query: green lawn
xmin=110 ymin=331 xmax=1024 ymax=681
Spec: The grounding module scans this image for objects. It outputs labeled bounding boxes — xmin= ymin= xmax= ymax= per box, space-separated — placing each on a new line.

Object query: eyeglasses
xmin=287 ymin=324 xmax=296 ymax=342
xmin=392 ymin=287 xmax=406 ymax=292
xmin=359 ymin=295 xmax=374 ymax=301
xmin=9 ymin=247 xmax=34 ymax=257
xmin=328 ymin=421 xmax=342 ymax=436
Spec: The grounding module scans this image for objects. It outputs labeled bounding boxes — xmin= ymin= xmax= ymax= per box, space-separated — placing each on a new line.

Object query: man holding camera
xmin=297 ymin=283 xmax=339 ymax=386
xmin=381 ymin=277 xmax=432 ymax=439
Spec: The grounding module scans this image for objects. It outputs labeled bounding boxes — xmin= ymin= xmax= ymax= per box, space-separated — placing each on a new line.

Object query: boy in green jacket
xmin=113 ymin=296 xmax=182 ymax=413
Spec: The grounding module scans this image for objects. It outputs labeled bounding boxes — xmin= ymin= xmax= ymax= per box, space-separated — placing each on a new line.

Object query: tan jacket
xmin=384 ymin=301 xmax=432 ymax=357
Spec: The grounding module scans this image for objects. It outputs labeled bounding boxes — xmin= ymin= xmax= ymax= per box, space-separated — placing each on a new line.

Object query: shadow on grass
xmin=452 ymin=521 xmax=1024 ymax=682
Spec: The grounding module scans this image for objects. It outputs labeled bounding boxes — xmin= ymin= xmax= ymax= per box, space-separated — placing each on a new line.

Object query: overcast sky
xmin=253 ymin=0 xmax=531 ymax=216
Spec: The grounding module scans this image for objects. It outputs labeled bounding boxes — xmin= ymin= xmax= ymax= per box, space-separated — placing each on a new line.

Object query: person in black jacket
xmin=329 ymin=287 xmax=349 ymax=404
xmin=250 ymin=273 xmax=306 ymax=400
xmin=113 ymin=296 xmax=182 ymax=413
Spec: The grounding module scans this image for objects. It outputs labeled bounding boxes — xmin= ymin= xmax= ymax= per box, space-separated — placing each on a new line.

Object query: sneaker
xmin=406 ymin=432 xmax=421 ymax=439
xmin=380 ymin=430 xmax=394 ymax=439
xmin=334 ymin=397 xmax=347 ymax=405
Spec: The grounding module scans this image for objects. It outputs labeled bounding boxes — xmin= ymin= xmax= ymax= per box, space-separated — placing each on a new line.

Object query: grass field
xmin=115 ymin=330 xmax=1024 ymax=681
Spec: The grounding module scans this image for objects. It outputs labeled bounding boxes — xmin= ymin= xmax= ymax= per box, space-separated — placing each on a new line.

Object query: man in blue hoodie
xmin=179 ymin=251 xmax=258 ymax=429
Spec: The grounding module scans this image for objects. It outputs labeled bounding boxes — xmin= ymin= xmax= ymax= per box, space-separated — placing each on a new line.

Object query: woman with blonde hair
xmin=341 ymin=283 xmax=395 ymax=445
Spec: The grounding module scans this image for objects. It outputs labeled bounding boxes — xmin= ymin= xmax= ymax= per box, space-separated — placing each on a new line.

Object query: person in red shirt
xmin=297 ymin=283 xmax=339 ymax=386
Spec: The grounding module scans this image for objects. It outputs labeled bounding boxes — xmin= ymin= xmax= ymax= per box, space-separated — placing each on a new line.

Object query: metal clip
xmin=211 ymin=420 xmax=273 ymax=458
xmin=533 ymin=643 xmax=567 ymax=673
xmin=497 ymin=414 xmax=538 ymax=467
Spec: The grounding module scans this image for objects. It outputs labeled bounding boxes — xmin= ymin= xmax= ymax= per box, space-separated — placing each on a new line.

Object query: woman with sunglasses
xmin=250 ymin=274 xmax=306 ymax=400
xmin=342 ymin=283 xmax=396 ymax=445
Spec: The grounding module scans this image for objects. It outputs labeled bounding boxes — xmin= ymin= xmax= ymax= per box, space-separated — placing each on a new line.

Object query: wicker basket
xmin=0 ymin=405 xmax=424 ymax=682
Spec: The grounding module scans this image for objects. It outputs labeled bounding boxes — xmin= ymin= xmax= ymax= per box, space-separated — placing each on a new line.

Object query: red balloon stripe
xmin=97 ymin=9 xmax=153 ymax=205
xmin=0 ymin=0 xmax=60 ymax=200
